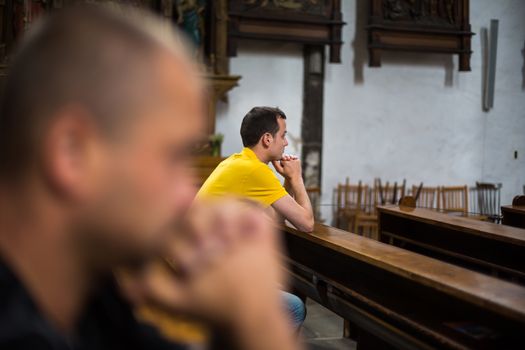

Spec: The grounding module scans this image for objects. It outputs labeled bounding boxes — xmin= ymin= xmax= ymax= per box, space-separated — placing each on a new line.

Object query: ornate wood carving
xmin=228 ymin=0 xmax=344 ymax=63
xmin=367 ymin=0 xmax=474 ymax=71
xmin=205 ymin=0 xmax=230 ymax=75
xmin=205 ymin=74 xmax=240 ymax=135
xmin=0 ymin=0 xmax=242 ymax=140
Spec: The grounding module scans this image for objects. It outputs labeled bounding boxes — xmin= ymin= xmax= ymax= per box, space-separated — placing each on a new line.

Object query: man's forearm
xmin=288 ymin=177 xmax=314 ymax=222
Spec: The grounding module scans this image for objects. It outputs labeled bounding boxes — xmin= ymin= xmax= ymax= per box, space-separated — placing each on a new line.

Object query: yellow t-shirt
xmin=197 ymin=148 xmax=288 ymax=207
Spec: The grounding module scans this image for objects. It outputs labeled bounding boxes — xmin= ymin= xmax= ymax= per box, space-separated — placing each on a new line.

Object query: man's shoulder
xmin=248 ymin=161 xmax=278 ymax=180
xmin=0 ymin=261 xmax=185 ymax=350
xmin=215 ymin=152 xmax=270 ymax=177
xmin=0 ymin=261 xmax=64 ymax=349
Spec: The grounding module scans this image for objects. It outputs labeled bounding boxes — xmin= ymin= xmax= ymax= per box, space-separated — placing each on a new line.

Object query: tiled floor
xmin=301 ymin=299 xmax=356 ymax=350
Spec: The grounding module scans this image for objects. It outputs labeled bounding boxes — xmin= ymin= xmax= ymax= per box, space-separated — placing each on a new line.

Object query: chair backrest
xmin=336 ymin=182 xmax=345 ymax=211
xmin=362 ymin=179 xmax=381 ymax=215
xmin=334 ymin=179 xmax=368 ymax=227
xmin=335 ymin=178 xmax=366 ymax=212
xmin=438 ymin=185 xmax=468 ymax=214
xmin=377 ymin=179 xmax=406 ymax=205
xmin=343 ymin=180 xmax=368 ymax=211
xmin=412 ymin=185 xmax=437 ymax=209
xmin=475 ymin=182 xmax=502 ymax=217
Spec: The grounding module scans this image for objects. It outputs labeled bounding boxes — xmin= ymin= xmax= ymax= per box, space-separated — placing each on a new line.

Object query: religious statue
xmin=175 ymin=0 xmax=206 ymax=56
xmin=13 ymin=0 xmax=47 ymax=37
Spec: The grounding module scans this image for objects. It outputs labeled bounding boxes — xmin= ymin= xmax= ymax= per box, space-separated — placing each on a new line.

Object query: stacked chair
xmin=335 ymin=178 xmax=367 ymax=232
xmin=412 ymin=185 xmax=437 ymax=209
xmin=437 ymin=185 xmax=469 ymax=215
xmin=335 ymin=178 xmax=407 ymax=240
xmin=334 ymin=179 xmax=505 ymax=240
xmin=475 ymin=182 xmax=502 ymax=223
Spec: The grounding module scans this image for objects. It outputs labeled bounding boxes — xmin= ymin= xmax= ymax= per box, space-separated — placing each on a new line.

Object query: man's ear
xmin=42 ymin=107 xmax=101 ymax=201
xmin=261 ymin=133 xmax=273 ymax=148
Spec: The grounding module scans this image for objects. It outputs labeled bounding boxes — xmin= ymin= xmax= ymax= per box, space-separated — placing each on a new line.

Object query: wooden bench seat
xmin=283 ymin=223 xmax=525 ymax=349
xmin=377 ymin=205 xmax=525 ymax=284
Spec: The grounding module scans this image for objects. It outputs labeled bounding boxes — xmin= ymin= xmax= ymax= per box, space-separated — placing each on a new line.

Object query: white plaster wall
xmin=477 ymin=0 xmax=525 ymax=208
xmin=215 ymin=41 xmax=304 ymax=159
xmin=216 ymin=0 xmax=525 ymax=223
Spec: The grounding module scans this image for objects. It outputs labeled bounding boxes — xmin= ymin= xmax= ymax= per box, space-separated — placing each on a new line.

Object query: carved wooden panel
xmin=0 ymin=0 xmax=169 ymax=95
xmin=0 ymin=1 xmax=240 ymax=145
xmin=367 ymin=0 xmax=473 ymax=71
xmin=228 ymin=0 xmax=344 ymax=63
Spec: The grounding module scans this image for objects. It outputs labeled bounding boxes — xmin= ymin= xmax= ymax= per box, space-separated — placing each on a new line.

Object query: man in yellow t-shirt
xmin=197 ymin=147 xmax=287 ymax=207
xmin=198 ymin=106 xmax=314 ymax=233
xmin=197 ymin=106 xmax=314 ymax=329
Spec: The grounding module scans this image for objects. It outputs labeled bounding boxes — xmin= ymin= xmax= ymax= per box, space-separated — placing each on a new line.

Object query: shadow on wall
xmin=352 ymin=0 xmax=454 ymax=88
xmin=522 ymin=40 xmax=525 ymax=91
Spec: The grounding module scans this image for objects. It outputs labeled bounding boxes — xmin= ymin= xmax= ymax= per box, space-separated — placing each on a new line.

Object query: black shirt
xmin=0 ymin=259 xmax=185 ymax=350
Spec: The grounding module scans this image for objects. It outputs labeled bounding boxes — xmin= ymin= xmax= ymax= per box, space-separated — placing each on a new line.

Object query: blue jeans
xmin=281 ymin=291 xmax=306 ymax=329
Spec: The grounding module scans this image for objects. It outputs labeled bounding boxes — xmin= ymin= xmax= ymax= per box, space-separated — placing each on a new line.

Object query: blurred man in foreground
xmin=0 ymin=6 xmax=300 ymax=350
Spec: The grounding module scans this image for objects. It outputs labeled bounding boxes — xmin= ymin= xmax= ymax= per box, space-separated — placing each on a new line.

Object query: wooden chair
xmin=192 ymin=156 xmax=224 ymax=186
xmin=412 ymin=185 xmax=437 ymax=209
xmin=335 ymin=178 xmax=366 ymax=230
xmin=513 ymin=195 xmax=525 ymax=206
xmin=475 ymin=182 xmax=502 ymax=222
xmin=438 ymin=185 xmax=468 ymax=215
xmin=334 ymin=183 xmax=346 ymax=228
xmin=377 ymin=179 xmax=406 ymax=205
xmin=334 ymin=182 xmax=346 ymax=228
xmin=354 ymin=180 xmax=380 ymax=239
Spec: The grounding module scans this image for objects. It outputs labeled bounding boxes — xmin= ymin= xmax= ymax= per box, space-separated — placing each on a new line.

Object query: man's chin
xmin=114 ymin=232 xmax=171 ymax=269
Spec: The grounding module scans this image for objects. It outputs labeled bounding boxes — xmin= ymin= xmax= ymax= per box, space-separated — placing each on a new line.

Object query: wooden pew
xmin=377 ymin=205 xmax=525 ymax=284
xmin=283 ymin=223 xmax=525 ymax=349
xmin=501 ymin=195 xmax=525 ymax=229
xmin=192 ymin=156 xmax=224 ymax=186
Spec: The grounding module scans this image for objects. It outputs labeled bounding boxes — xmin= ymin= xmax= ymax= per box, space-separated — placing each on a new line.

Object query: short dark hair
xmin=0 ymin=5 xmax=190 ymax=180
xmin=240 ymin=107 xmax=287 ymax=147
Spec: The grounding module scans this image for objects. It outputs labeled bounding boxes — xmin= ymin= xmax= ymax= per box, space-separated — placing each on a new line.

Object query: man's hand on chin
xmin=272 ymin=154 xmax=302 ymax=181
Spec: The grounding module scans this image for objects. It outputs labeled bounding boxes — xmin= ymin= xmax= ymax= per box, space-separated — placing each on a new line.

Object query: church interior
xmin=1 ymin=1 xmax=525 ymax=349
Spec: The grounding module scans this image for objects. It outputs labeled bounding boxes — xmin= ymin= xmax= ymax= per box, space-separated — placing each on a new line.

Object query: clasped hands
xmin=117 ymin=199 xmax=286 ymax=329
xmin=272 ymin=154 xmax=302 ymax=181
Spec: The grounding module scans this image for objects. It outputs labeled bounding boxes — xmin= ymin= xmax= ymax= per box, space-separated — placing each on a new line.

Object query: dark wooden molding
xmin=0 ymin=0 xmax=241 ymax=139
xmin=367 ymin=0 xmax=474 ymax=71
xmin=228 ymin=0 xmax=345 ymax=63
xmin=302 ymin=45 xmax=324 ymax=220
